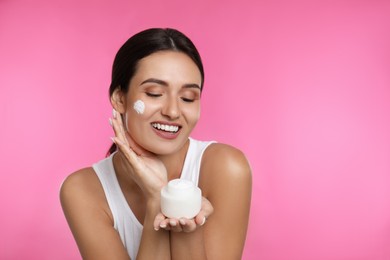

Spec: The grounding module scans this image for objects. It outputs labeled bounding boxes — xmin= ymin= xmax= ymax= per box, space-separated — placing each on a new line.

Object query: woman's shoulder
xmin=60 ymin=167 xmax=110 ymax=218
xmin=200 ymin=143 xmax=252 ymax=192
xmin=203 ymin=142 xmax=251 ymax=172
xmin=60 ymin=167 xmax=99 ymax=195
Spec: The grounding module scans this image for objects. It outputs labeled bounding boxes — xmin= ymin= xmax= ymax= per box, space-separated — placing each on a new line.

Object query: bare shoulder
xmin=60 ymin=167 xmax=101 ymax=200
xmin=199 ymin=143 xmax=252 ymax=258
xmin=200 ymin=143 xmax=252 ymax=196
xmin=60 ymin=167 xmax=112 ymax=223
xmin=202 ymin=143 xmax=252 ymax=177
xmin=60 ymin=168 xmax=129 ymax=258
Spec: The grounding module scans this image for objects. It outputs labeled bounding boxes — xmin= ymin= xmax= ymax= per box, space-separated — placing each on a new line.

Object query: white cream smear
xmin=133 ymin=100 xmax=145 ymax=114
xmin=123 ymin=100 xmax=145 ymax=132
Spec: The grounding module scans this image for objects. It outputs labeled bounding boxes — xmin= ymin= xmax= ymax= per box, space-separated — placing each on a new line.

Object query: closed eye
xmin=181 ymin=97 xmax=195 ymax=103
xmin=146 ymin=93 xmax=162 ymax=98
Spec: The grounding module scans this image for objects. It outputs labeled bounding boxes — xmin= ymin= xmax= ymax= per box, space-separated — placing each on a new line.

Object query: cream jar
xmin=161 ymin=179 xmax=201 ymax=219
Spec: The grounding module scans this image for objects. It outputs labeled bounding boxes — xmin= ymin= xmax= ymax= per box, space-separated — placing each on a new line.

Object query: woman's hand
xmin=110 ymin=109 xmax=168 ymax=200
xmin=153 ymin=196 xmax=214 ymax=232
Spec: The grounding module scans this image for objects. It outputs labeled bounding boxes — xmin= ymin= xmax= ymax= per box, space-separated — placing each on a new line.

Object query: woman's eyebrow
xmin=140 ymin=78 xmax=200 ymax=90
xmin=183 ymin=83 xmax=201 ymax=90
xmin=140 ymin=78 xmax=168 ymax=86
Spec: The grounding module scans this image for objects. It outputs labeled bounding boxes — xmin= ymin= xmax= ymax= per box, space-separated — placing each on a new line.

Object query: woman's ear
xmin=110 ymin=88 xmax=127 ymax=113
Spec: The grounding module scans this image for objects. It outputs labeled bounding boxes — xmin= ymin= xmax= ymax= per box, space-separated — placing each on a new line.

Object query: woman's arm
xmin=110 ymin=110 xmax=171 ymax=259
xmin=170 ymin=143 xmax=252 ymax=259
xmin=60 ymin=110 xmax=172 ymax=260
xmin=60 ymin=168 xmax=131 ymax=260
xmin=60 ymin=169 xmax=171 ymax=260
xmin=136 ymin=198 xmax=171 ymax=259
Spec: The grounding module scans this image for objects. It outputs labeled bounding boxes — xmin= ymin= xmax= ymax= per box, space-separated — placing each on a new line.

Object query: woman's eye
xmin=146 ymin=93 xmax=162 ymax=97
xmin=181 ymin=97 xmax=195 ymax=103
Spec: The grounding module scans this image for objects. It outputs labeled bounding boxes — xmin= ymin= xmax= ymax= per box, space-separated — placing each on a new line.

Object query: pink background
xmin=1 ymin=1 xmax=390 ymax=259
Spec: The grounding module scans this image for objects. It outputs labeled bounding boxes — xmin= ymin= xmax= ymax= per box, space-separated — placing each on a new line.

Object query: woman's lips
xmin=151 ymin=122 xmax=182 ymax=140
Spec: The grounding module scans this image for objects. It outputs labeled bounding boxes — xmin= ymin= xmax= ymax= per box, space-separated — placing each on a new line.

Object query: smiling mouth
xmin=151 ymin=123 xmax=181 ymax=133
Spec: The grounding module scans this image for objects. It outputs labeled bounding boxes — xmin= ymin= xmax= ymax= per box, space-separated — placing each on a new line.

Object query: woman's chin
xmin=140 ymin=138 xmax=189 ymax=156
xmin=144 ymin=145 xmax=180 ymax=156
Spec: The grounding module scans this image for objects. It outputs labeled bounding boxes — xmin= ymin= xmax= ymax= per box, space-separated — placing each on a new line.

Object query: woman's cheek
xmin=140 ymin=100 xmax=162 ymax=116
xmin=184 ymin=103 xmax=201 ymax=121
xmin=133 ymin=99 xmax=145 ymax=114
xmin=131 ymin=99 xmax=155 ymax=118
xmin=124 ymin=99 xmax=148 ymax=131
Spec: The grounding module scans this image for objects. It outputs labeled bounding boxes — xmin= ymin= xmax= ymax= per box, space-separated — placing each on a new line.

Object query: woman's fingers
xmin=112 ymin=136 xmax=140 ymax=170
xmin=158 ymin=218 xmax=171 ymax=231
xmin=112 ymin=109 xmax=129 ymax=146
xmin=157 ymin=217 xmax=200 ymax=233
xmin=111 ymin=109 xmax=152 ymax=157
xmin=195 ymin=214 xmax=207 ymax=226
xmin=110 ymin=109 xmax=126 ymax=145
xmin=168 ymin=219 xmax=183 ymax=232
xmin=153 ymin=213 xmax=166 ymax=231
xmin=195 ymin=197 xmax=214 ymax=226
xmin=179 ymin=218 xmax=197 ymax=233
xmin=110 ymin=109 xmax=141 ymax=169
xmin=155 ymin=197 xmax=214 ymax=233
xmin=155 ymin=217 xmax=185 ymax=232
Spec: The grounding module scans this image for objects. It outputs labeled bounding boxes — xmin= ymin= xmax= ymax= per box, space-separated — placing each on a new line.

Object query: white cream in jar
xmin=161 ymin=179 xmax=201 ymax=219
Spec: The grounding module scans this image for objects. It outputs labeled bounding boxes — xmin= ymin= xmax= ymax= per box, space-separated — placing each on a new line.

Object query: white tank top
xmin=92 ymin=138 xmax=215 ymax=259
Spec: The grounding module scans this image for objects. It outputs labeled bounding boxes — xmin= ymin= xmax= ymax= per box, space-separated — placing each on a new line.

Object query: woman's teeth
xmin=152 ymin=123 xmax=179 ymax=133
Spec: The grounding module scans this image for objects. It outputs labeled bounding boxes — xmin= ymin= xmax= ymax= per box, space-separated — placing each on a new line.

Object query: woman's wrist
xmin=145 ymin=194 xmax=162 ymax=211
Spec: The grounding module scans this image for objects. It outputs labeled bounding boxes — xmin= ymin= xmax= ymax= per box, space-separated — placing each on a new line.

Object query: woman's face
xmin=123 ymin=51 xmax=202 ymax=155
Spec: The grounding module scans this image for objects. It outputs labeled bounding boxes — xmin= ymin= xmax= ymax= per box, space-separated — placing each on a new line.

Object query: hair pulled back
xmin=107 ymin=28 xmax=204 ymax=155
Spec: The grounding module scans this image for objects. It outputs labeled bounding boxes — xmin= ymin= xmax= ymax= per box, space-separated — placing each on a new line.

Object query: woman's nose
xmin=161 ymin=97 xmax=180 ymax=119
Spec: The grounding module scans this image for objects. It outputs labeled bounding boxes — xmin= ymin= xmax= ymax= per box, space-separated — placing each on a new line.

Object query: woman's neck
xmin=157 ymin=139 xmax=190 ymax=181
xmin=113 ymin=139 xmax=190 ymax=189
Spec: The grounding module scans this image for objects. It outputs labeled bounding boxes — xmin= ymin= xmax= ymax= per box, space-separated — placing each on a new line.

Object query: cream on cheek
xmin=133 ymin=99 xmax=145 ymax=114
xmin=124 ymin=99 xmax=146 ymax=132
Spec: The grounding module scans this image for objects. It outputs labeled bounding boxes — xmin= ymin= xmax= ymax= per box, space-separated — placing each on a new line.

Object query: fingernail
xmin=110 ymin=137 xmax=115 ymax=143
xmin=170 ymin=220 xmax=176 ymax=226
xmin=109 ymin=118 xmax=113 ymax=126
xmin=112 ymin=109 xmax=117 ymax=118
xmin=154 ymin=227 xmax=159 ymax=231
xmin=200 ymin=216 xmax=206 ymax=226
xmin=160 ymin=223 xmax=166 ymax=228
xmin=179 ymin=219 xmax=186 ymax=225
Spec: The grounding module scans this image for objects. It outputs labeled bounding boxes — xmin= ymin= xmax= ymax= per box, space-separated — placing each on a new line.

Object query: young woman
xmin=60 ymin=28 xmax=252 ymax=260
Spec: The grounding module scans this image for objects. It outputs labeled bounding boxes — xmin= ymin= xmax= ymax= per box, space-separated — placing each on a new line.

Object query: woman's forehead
xmin=133 ymin=51 xmax=202 ymax=86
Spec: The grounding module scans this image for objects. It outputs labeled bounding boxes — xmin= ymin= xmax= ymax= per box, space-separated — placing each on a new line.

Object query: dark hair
xmin=107 ymin=28 xmax=205 ymax=156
